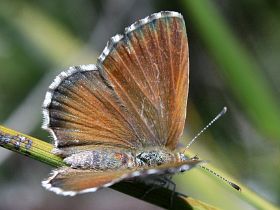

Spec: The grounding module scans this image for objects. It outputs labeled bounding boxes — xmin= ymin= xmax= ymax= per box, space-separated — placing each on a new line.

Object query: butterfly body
xmin=42 ymin=11 xmax=201 ymax=196
xmin=63 ymin=147 xmax=185 ymax=170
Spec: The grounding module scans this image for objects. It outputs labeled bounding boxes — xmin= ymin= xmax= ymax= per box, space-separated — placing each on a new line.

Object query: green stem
xmin=0 ymin=125 xmax=65 ymax=167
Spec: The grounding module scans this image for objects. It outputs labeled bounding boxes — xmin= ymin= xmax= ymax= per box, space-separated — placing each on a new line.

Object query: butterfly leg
xmin=138 ymin=175 xmax=177 ymax=209
xmin=161 ymin=175 xmax=177 ymax=209
xmin=135 ymin=175 xmax=167 ymax=199
xmin=140 ymin=184 xmax=160 ymax=199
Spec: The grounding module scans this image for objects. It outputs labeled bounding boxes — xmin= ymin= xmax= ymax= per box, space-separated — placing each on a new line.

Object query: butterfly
xmin=41 ymin=11 xmax=200 ymax=196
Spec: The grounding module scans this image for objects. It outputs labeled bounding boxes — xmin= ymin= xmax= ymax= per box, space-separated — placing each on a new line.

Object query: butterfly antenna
xmin=183 ymin=107 xmax=227 ymax=153
xmin=199 ymin=164 xmax=241 ymax=191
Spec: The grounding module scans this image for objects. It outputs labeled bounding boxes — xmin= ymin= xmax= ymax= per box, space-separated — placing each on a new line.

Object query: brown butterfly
xmin=41 ymin=11 xmax=200 ymax=196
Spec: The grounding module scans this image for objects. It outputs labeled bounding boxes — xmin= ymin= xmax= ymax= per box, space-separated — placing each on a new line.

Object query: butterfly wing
xmin=42 ymin=65 xmax=142 ymax=150
xmin=42 ymin=167 xmax=130 ymax=196
xmin=42 ymin=11 xmax=188 ymax=152
xmin=98 ymin=11 xmax=189 ymax=149
xmin=42 ymin=159 xmax=200 ymax=196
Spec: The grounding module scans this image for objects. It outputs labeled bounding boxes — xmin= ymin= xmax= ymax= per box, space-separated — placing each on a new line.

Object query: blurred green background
xmin=0 ymin=0 xmax=279 ymax=209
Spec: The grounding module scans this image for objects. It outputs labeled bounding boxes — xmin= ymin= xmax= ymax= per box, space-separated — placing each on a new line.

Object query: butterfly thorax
xmin=63 ymin=147 xmax=183 ymax=170
xmin=135 ymin=148 xmax=181 ymax=167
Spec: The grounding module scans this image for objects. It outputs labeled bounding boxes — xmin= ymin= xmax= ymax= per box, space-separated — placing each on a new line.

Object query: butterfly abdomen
xmin=63 ymin=150 xmax=135 ymax=170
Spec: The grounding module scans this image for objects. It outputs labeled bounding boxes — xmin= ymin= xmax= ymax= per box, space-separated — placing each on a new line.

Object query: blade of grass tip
xmin=182 ymin=0 xmax=280 ymax=140
xmin=0 ymin=125 xmax=219 ymax=210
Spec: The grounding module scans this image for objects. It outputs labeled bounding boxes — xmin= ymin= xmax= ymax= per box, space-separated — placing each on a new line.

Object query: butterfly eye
xmin=179 ymin=164 xmax=192 ymax=172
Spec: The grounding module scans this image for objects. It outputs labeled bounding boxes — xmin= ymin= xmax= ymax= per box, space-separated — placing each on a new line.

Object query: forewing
xmin=42 ymin=159 xmax=200 ymax=196
xmin=42 ymin=65 xmax=141 ymax=149
xmin=98 ymin=11 xmax=189 ymax=149
xmin=43 ymin=11 xmax=189 ymax=151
